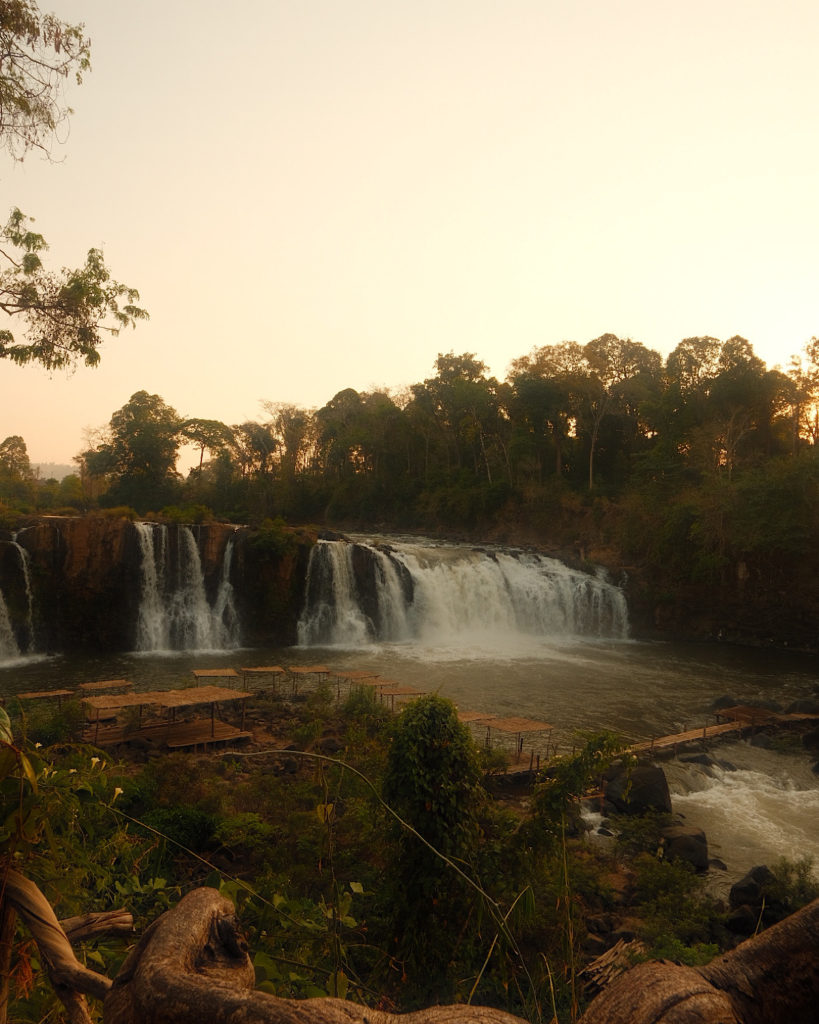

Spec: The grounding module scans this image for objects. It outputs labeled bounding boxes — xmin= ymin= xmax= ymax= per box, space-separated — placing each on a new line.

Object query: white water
xmin=665 ymin=744 xmax=819 ymax=886
xmin=135 ymin=524 xmax=241 ymax=652
xmin=0 ymin=589 xmax=19 ymax=660
xmin=10 ymin=540 xmax=35 ymax=652
xmin=297 ymin=537 xmax=629 ymax=651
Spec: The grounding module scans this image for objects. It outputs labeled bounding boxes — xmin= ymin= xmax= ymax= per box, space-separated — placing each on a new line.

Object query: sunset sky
xmin=2 ymin=0 xmax=818 ymax=470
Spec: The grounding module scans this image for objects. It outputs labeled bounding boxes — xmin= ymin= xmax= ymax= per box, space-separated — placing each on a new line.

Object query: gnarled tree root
xmin=577 ymin=895 xmax=819 ymax=1024
xmin=104 ymin=887 xmax=526 ymax=1024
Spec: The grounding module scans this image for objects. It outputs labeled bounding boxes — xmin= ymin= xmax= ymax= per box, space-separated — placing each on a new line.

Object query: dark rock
xmin=586 ymin=914 xmax=614 ymax=935
xmin=660 ymin=825 xmax=709 ymax=871
xmin=812 ymin=761 xmax=819 ymax=775
xmin=802 ymin=726 xmax=819 ymax=752
xmin=725 ymin=904 xmax=757 ymax=935
xmin=317 ymin=735 xmax=344 ymax=754
xmin=711 ymin=695 xmax=738 ymax=711
xmin=679 ymin=753 xmax=716 ymax=768
xmin=604 ymin=765 xmax=672 ymax=816
xmin=729 ymin=864 xmax=774 ymax=909
xmin=750 ymin=732 xmax=774 ymax=749
xmin=709 ymin=857 xmax=728 ymax=871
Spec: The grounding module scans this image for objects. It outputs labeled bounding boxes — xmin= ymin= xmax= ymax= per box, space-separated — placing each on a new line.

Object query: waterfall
xmin=0 ymin=589 xmax=19 ymax=660
xmin=0 ymin=538 xmax=37 ymax=660
xmin=297 ymin=538 xmax=629 ymax=648
xmin=10 ymin=540 xmax=35 ymax=653
xmin=135 ymin=524 xmax=241 ymax=652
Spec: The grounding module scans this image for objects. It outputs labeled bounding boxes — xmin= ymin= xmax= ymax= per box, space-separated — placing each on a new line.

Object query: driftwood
xmin=103 ymin=887 xmax=526 ymax=1024
xmin=577 ymin=895 xmax=819 ymax=1024
xmin=1 ymin=869 xmax=112 ymax=1024
xmin=4 ymin=874 xmax=819 ymax=1024
xmin=61 ymin=908 xmax=134 ymax=944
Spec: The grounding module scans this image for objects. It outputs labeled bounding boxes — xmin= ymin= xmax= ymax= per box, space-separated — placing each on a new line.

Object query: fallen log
xmin=577 ymin=895 xmax=819 ymax=1024
xmin=103 ymin=887 xmax=527 ymax=1024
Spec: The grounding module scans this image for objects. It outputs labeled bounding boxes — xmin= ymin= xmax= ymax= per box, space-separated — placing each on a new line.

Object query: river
xmin=0 ymin=533 xmax=817 ymax=885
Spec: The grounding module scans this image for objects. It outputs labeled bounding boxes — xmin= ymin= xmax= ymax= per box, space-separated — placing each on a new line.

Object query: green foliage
xmin=97 ymin=505 xmax=137 ymax=520
xmin=139 ymin=805 xmax=217 ymax=854
xmin=381 ymin=695 xmax=486 ymax=1000
xmin=159 ymin=503 xmax=215 ymax=524
xmin=613 ymin=811 xmax=675 ymax=858
xmin=249 ymin=517 xmax=298 ymax=557
xmin=762 ymin=856 xmax=819 ymax=917
xmin=531 ymin=731 xmax=628 ymax=847
xmin=0 ymin=209 xmax=148 ymax=370
xmin=630 ymin=852 xmax=722 ymax=955
xmin=12 ymin=698 xmax=84 ymax=746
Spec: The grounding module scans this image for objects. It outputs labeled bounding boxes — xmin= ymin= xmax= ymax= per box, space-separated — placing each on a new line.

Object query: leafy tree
xmin=0 ymin=2 xmax=147 ymax=369
xmin=263 ymin=401 xmax=314 ymax=479
xmin=0 ymin=433 xmax=34 ymax=504
xmin=179 ymin=417 xmax=234 ymax=474
xmin=0 ymin=434 xmax=30 ymax=478
xmin=381 ymin=695 xmax=485 ymax=996
xmin=83 ymin=391 xmax=182 ymax=511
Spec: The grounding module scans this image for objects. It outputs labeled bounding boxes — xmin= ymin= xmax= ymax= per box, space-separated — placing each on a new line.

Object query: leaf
xmin=0 ymin=747 xmax=18 ymax=783
xmin=315 ymin=803 xmax=334 ymax=824
xmin=349 ymin=881 xmax=364 ymax=894
xmin=18 ymin=753 xmax=38 ymax=793
xmin=0 ymin=709 xmax=13 ymax=745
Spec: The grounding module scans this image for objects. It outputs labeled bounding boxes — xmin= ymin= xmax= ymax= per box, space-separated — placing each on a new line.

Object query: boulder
xmin=604 ymin=765 xmax=672 ymax=815
xmin=660 ymin=824 xmax=709 ymax=871
xmin=729 ymin=864 xmax=774 ymax=909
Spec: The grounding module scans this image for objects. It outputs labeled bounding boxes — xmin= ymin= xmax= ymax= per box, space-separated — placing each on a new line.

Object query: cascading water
xmin=0 ymin=589 xmax=19 ymax=660
xmin=135 ymin=523 xmax=241 ymax=652
xmin=10 ymin=539 xmax=35 ymax=653
xmin=297 ymin=538 xmax=629 ymax=649
xmin=0 ymin=538 xmax=37 ymax=661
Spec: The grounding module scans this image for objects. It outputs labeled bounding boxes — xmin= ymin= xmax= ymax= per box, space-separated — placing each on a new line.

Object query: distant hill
xmin=34 ymin=463 xmax=75 ymax=481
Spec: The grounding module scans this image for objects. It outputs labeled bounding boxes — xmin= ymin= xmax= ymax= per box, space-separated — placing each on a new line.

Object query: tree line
xmin=3 ymin=331 xmax=819 ymax=532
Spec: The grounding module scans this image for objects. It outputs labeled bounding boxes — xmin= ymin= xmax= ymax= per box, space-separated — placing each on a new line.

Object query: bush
xmin=139 ymin=805 xmax=217 ymax=853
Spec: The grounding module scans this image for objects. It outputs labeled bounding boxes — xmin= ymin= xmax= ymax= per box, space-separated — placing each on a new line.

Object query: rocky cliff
xmin=0 ymin=516 xmax=316 ymax=655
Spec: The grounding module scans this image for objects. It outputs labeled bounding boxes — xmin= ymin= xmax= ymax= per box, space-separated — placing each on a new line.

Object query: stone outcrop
xmin=604 ymin=765 xmax=672 ymax=816
xmin=0 ymin=516 xmax=316 ymax=654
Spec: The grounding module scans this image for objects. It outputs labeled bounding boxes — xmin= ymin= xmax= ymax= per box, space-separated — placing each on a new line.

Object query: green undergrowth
xmin=2 ymin=695 xmax=817 ymax=1023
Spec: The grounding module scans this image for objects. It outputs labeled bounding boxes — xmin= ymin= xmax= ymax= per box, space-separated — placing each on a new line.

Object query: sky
xmin=2 ymin=0 xmax=819 ymax=470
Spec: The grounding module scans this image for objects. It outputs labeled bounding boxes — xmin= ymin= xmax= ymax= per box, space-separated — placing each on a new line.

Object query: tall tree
xmin=82 ymin=392 xmax=181 ymax=510
xmin=179 ymin=418 xmax=234 ymax=475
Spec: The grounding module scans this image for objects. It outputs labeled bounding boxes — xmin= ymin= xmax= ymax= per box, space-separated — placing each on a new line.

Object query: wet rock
xmin=604 ymin=765 xmax=672 ymax=815
xmin=729 ymin=864 xmax=774 ymax=908
xmin=725 ymin=903 xmax=758 ymax=935
xmin=660 ymin=825 xmax=709 ymax=871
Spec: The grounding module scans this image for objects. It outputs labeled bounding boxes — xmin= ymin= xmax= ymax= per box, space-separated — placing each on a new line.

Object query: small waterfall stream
xmin=11 ymin=539 xmax=35 ymax=653
xmin=297 ymin=537 xmax=629 ymax=648
xmin=0 ymin=538 xmax=37 ymax=660
xmin=135 ymin=524 xmax=241 ymax=652
xmin=0 ymin=589 xmax=18 ymax=660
